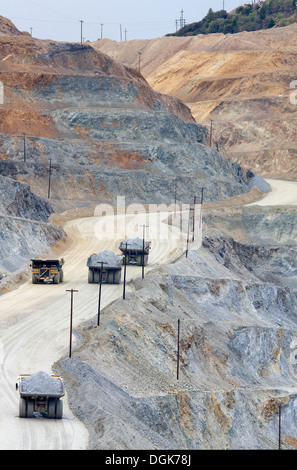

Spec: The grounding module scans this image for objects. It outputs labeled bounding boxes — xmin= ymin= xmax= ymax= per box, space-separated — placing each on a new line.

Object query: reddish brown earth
xmin=92 ymin=24 xmax=297 ymax=180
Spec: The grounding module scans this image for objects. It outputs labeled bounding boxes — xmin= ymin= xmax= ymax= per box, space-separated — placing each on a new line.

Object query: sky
xmin=1 ymin=0 xmax=246 ymax=43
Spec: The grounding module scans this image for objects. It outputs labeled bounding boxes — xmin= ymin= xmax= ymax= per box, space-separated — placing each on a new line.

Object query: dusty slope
xmin=93 ymin=24 xmax=297 ymax=180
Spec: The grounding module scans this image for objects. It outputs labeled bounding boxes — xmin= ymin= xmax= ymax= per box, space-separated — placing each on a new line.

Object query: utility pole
xmin=48 ymin=158 xmax=52 ymax=199
xmin=66 ymin=289 xmax=78 ymax=359
xmin=279 ymin=405 xmax=282 ymax=450
xmin=30 ymin=27 xmax=33 ymax=37
xmin=192 ymin=196 xmax=197 ymax=242
xmin=124 ymin=28 xmax=128 ymax=41
xmin=199 ymin=187 xmax=204 ymax=229
xmin=80 ymin=20 xmax=84 ymax=44
xmin=97 ymin=261 xmax=107 ymax=326
xmin=177 ymin=319 xmax=180 ymax=380
xmin=140 ymin=225 xmax=148 ymax=279
xmin=210 ymin=119 xmax=213 ymax=147
xmin=101 ymin=24 xmax=104 ymax=39
xmin=174 ymin=180 xmax=177 ymax=217
xmin=23 ymin=133 xmax=26 ymax=163
xmin=123 ymin=242 xmax=131 ymax=300
xmin=120 ymin=24 xmax=122 ymax=42
xmin=186 ymin=207 xmax=194 ymax=258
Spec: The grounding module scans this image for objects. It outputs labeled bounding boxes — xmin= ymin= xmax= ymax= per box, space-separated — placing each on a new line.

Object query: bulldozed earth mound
xmin=92 ymin=24 xmax=297 ymax=180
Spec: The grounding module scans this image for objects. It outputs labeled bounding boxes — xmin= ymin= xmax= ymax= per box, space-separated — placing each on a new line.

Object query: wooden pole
xmin=174 ymin=180 xmax=177 ymax=217
xmin=210 ymin=120 xmax=213 ymax=147
xmin=80 ymin=20 xmax=84 ymax=44
xmin=279 ymin=405 xmax=281 ymax=450
xmin=23 ymin=133 xmax=26 ymax=163
xmin=186 ymin=208 xmax=193 ymax=258
xmin=48 ymin=158 xmax=52 ymax=199
xmin=66 ymin=289 xmax=78 ymax=358
xmin=177 ymin=319 xmax=180 ymax=380
xmin=192 ymin=196 xmax=196 ymax=242
xmin=97 ymin=261 xmax=107 ymax=326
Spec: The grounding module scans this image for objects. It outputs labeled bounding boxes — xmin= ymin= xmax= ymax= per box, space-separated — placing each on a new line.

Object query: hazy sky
xmin=2 ymin=0 xmax=245 ymax=42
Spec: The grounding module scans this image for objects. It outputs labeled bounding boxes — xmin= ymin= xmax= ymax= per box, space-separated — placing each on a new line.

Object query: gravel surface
xmin=20 ymin=371 xmax=64 ymax=396
xmin=87 ymin=250 xmax=123 ymax=268
xmin=120 ymin=237 xmax=150 ymax=252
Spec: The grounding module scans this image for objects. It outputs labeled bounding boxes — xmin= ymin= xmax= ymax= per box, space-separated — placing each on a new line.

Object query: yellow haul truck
xmin=16 ymin=372 xmax=65 ymax=419
xmin=31 ymin=258 xmax=64 ymax=284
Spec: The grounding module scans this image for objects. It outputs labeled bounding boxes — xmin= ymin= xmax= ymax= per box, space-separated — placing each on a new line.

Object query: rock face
xmin=0 ymin=17 xmax=267 ymax=213
xmin=0 ymin=174 xmax=65 ymax=281
xmin=0 ymin=172 xmax=64 ymax=287
xmin=0 ymin=174 xmax=52 ymax=221
xmin=56 ymin=205 xmax=297 ymax=450
xmin=0 ymin=15 xmax=25 ymax=36
xmin=92 ymin=24 xmax=297 ymax=180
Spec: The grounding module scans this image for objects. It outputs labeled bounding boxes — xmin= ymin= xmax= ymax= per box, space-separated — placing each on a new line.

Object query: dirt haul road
xmin=0 ymin=207 xmax=198 ymax=450
xmin=249 ymin=179 xmax=297 ymax=206
xmin=0 ymin=178 xmax=295 ymax=450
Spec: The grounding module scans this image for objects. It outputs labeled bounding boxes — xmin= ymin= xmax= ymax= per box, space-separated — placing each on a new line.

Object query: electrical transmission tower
xmin=175 ymin=9 xmax=186 ymax=31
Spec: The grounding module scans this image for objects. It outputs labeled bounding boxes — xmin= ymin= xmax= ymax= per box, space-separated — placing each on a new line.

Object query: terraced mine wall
xmin=56 ymin=205 xmax=297 ymax=450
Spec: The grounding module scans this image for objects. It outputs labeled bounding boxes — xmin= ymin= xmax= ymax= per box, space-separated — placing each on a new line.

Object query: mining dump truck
xmin=31 ymin=258 xmax=64 ymax=284
xmin=16 ymin=371 xmax=65 ymax=419
xmin=87 ymin=250 xmax=123 ymax=284
xmin=119 ymin=237 xmax=151 ymax=266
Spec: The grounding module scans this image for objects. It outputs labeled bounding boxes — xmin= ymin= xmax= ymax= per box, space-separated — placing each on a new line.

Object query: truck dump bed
xmin=87 ymin=250 xmax=123 ymax=268
xmin=87 ymin=250 xmax=123 ymax=284
xmin=18 ymin=371 xmax=64 ymax=398
xmin=119 ymin=238 xmax=151 ymax=254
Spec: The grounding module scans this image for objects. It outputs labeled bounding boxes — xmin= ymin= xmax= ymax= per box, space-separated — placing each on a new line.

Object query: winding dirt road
xmin=249 ymin=179 xmax=297 ymax=206
xmin=0 ymin=207 xmax=195 ymax=450
xmin=0 ymin=178 xmax=295 ymax=450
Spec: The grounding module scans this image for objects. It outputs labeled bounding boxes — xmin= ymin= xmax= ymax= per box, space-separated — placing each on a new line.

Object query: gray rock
xmin=87 ymin=250 xmax=122 ymax=268
xmin=20 ymin=371 xmax=64 ymax=396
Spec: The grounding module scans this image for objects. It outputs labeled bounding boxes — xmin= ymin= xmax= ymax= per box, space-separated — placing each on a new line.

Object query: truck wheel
xmin=59 ymin=269 xmax=64 ymax=282
xmin=136 ymin=255 xmax=142 ymax=266
xmin=56 ymin=399 xmax=63 ymax=419
xmin=48 ymin=398 xmax=56 ymax=418
xmin=143 ymin=254 xmax=148 ymax=266
xmin=107 ymin=271 xmax=114 ymax=284
xmin=94 ymin=271 xmax=100 ymax=283
xmin=88 ymin=269 xmax=94 ymax=283
xmin=32 ymin=275 xmax=38 ymax=284
xmin=53 ymin=273 xmax=60 ymax=284
xmin=113 ymin=270 xmax=121 ymax=284
xmin=27 ymin=399 xmax=34 ymax=418
xmin=19 ymin=398 xmax=27 ymax=418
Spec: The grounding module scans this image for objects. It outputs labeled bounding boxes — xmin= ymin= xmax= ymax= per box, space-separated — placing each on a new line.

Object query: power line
xmin=27 ymin=0 xmax=80 ymax=22
xmin=10 ymin=17 xmax=77 ymax=24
